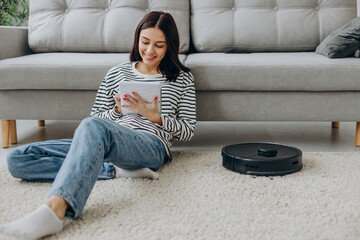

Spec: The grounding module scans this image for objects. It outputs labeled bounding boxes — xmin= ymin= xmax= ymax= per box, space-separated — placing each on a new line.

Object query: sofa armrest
xmin=0 ymin=26 xmax=33 ymax=60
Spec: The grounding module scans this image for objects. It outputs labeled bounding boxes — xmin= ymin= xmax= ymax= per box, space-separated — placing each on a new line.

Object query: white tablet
xmin=118 ymin=81 xmax=162 ymax=115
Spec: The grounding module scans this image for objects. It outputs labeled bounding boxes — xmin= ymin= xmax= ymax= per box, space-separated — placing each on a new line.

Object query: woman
xmin=0 ymin=11 xmax=196 ymax=239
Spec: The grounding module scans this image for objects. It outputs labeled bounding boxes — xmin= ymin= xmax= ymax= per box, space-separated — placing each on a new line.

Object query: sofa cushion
xmin=190 ymin=0 xmax=357 ymax=52
xmin=0 ymin=53 xmax=187 ymax=90
xmin=185 ymin=52 xmax=360 ymax=91
xmin=316 ymin=17 xmax=360 ymax=58
xmin=29 ymin=0 xmax=190 ymax=53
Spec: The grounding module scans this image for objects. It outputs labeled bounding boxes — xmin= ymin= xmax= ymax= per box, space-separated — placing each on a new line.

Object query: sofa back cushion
xmin=191 ymin=0 xmax=357 ymax=52
xmin=29 ymin=0 xmax=189 ymax=53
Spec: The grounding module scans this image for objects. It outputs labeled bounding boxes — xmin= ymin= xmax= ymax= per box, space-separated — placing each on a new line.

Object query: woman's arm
xmin=90 ymin=67 xmax=123 ymax=120
xmin=161 ymin=73 xmax=196 ymax=142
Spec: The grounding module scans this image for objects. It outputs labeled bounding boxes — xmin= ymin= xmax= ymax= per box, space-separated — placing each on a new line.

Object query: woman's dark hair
xmin=130 ymin=11 xmax=190 ymax=82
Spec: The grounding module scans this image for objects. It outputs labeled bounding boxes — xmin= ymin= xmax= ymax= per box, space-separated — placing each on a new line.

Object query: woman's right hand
xmin=114 ymin=93 xmax=122 ymax=114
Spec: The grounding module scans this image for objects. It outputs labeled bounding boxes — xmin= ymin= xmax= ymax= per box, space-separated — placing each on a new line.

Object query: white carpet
xmin=0 ymin=152 xmax=360 ymax=240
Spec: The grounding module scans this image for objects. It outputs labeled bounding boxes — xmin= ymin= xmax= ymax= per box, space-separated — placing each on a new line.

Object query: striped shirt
xmin=90 ymin=62 xmax=196 ymax=160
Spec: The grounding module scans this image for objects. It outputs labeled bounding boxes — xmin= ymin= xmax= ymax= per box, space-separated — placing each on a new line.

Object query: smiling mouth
xmin=145 ymin=54 xmax=156 ymax=59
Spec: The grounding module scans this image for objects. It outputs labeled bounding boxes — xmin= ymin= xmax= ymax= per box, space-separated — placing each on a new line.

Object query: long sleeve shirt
xmin=90 ymin=62 xmax=196 ymax=160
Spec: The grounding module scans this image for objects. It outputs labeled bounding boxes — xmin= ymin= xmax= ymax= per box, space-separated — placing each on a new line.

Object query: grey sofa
xmin=1 ymin=0 xmax=360 ymax=148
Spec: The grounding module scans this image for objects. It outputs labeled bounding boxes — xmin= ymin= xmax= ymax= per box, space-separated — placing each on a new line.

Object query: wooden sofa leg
xmin=38 ymin=120 xmax=45 ymax=127
xmin=356 ymin=122 xmax=360 ymax=147
xmin=1 ymin=120 xmax=10 ymax=148
xmin=332 ymin=122 xmax=340 ymax=128
xmin=9 ymin=120 xmax=17 ymax=144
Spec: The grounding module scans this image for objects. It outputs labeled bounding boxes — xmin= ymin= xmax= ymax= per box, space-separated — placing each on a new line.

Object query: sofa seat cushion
xmin=185 ymin=52 xmax=360 ymax=91
xmin=0 ymin=53 xmax=187 ymax=90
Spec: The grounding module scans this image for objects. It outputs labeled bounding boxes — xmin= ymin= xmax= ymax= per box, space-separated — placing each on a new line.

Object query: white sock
xmin=0 ymin=204 xmax=63 ymax=239
xmin=114 ymin=166 xmax=159 ymax=180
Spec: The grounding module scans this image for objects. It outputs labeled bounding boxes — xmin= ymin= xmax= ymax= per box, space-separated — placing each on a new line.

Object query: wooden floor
xmin=1 ymin=120 xmax=360 ymax=165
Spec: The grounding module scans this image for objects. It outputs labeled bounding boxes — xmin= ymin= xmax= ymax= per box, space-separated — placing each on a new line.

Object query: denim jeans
xmin=7 ymin=117 xmax=166 ymax=218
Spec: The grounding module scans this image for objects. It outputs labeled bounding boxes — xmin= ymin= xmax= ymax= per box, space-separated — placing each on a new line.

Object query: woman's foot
xmin=115 ymin=166 xmax=160 ymax=180
xmin=0 ymin=204 xmax=64 ymax=239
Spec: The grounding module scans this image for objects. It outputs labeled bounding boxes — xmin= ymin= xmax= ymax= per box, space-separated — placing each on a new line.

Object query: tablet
xmin=118 ymin=81 xmax=162 ymax=115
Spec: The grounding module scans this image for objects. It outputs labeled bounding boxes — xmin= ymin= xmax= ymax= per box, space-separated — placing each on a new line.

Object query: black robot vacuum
xmin=222 ymin=143 xmax=302 ymax=176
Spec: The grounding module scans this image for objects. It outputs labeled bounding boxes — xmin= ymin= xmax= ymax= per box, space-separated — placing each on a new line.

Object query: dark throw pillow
xmin=316 ymin=17 xmax=360 ymax=58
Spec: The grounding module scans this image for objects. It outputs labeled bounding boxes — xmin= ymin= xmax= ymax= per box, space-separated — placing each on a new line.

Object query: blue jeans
xmin=7 ymin=117 xmax=166 ymax=218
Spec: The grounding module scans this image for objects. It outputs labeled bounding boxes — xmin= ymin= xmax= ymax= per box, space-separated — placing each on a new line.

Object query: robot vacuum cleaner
xmin=222 ymin=143 xmax=302 ymax=176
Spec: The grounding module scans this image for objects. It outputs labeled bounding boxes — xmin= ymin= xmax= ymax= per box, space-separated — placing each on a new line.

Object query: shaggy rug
xmin=0 ymin=152 xmax=360 ymax=240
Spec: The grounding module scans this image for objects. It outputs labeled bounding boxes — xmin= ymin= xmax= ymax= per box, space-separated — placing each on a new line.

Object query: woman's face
xmin=138 ymin=27 xmax=167 ymax=70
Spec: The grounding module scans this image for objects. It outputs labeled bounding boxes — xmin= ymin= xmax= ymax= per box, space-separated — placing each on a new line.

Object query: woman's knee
xmin=75 ymin=117 xmax=111 ymax=141
xmin=78 ymin=117 xmax=107 ymax=132
xmin=6 ymin=147 xmax=27 ymax=178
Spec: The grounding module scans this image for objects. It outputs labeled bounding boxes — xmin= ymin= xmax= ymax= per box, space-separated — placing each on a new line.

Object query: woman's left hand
xmin=122 ymin=92 xmax=162 ymax=124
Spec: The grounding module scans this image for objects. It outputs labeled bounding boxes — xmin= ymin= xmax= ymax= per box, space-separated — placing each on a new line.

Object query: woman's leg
xmin=7 ymin=139 xmax=72 ymax=182
xmin=48 ymin=117 xmax=165 ymax=219
xmin=6 ymin=139 xmax=118 ymax=181
xmin=0 ymin=117 xmax=166 ymax=239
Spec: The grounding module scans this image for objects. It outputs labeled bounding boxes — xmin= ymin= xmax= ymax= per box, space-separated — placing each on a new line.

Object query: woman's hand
xmin=113 ymin=93 xmax=122 ymax=114
xmin=122 ymin=92 xmax=162 ymax=124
